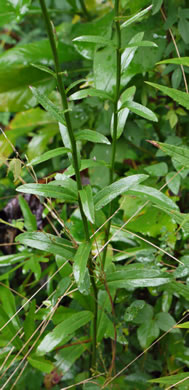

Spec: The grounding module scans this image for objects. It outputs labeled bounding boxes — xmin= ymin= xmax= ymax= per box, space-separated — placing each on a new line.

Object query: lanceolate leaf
xmin=103 ymin=264 xmax=171 ymax=289
xmin=75 ymin=130 xmax=110 ymax=145
xmin=94 ymin=174 xmax=148 ymax=210
xmin=120 ymin=100 xmax=158 ymax=122
xmin=157 ymin=57 xmax=189 ymax=66
xmin=18 ymin=195 xmax=37 ymax=232
xmin=73 ymin=35 xmax=113 ymax=46
xmin=16 ymin=183 xmax=77 ymax=202
xmin=121 ymin=32 xmax=144 ymax=72
xmin=37 ymin=311 xmax=93 ymax=355
xmin=79 ymin=186 xmax=95 ymax=224
xmin=111 ymin=86 xmax=136 ymax=139
xmin=127 ymin=184 xmax=178 ymax=210
xmin=149 ymin=141 xmax=189 ymax=167
xmin=120 ymin=5 xmax=152 ymax=29
xmin=149 ymin=373 xmax=189 ymax=385
xmin=69 ymin=88 xmax=113 ymax=101
xmin=73 ymin=242 xmax=91 ymax=291
xmin=30 ymin=86 xmax=66 ymax=125
xmin=27 ymin=147 xmax=70 ymax=166
xmin=145 ymin=82 xmax=189 ymax=109
xmin=15 ymin=232 xmax=75 ymax=259
xmin=124 ymin=41 xmax=158 ymax=48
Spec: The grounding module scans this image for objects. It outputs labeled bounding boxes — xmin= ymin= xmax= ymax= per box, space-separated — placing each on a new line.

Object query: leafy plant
xmin=0 ymin=1 xmax=189 ymax=389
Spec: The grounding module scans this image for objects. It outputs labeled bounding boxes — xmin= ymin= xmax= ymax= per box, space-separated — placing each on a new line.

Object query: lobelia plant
xmin=1 ymin=0 xmax=189 ymax=389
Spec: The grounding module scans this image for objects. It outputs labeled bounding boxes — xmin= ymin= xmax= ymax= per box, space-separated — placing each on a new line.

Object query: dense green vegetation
xmin=0 ymin=0 xmax=189 ymax=389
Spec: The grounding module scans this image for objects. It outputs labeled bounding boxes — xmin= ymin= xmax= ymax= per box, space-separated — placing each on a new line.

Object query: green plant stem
xmin=39 ymin=0 xmax=97 ymax=370
xmin=102 ymin=0 xmax=121 ymax=269
xmin=79 ymin=0 xmax=91 ymax=20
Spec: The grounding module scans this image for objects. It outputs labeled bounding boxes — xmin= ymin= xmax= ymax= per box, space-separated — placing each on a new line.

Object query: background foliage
xmin=0 ymin=0 xmax=189 ymax=389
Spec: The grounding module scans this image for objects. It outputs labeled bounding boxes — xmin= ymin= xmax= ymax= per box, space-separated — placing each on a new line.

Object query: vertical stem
xmin=39 ymin=0 xmax=97 ymax=370
xmin=79 ymin=0 xmax=91 ymax=20
xmin=102 ymin=0 xmax=121 ymax=269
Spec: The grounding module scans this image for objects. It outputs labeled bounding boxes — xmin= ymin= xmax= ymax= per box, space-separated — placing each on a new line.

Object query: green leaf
xmin=16 ymin=183 xmax=77 ymax=202
xmin=103 ymin=265 xmax=171 ymax=289
xmin=127 ymin=184 xmax=178 ymax=210
xmin=120 ymin=5 xmax=152 ymax=29
xmin=75 ymin=130 xmax=110 ymax=145
xmin=137 ymin=319 xmax=160 ymax=349
xmin=155 ymin=312 xmax=177 ymax=332
xmin=49 ymin=177 xmax=77 ymax=197
xmin=15 ymin=232 xmax=75 ymax=259
xmin=94 ymin=174 xmax=148 ymax=211
xmin=18 ymin=195 xmax=37 ymax=231
xmin=157 ymin=57 xmax=189 ymax=66
xmin=144 ymin=162 xmax=168 ymax=177
xmin=166 ymin=172 xmax=181 ymax=195
xmin=178 ymin=17 xmax=189 ymax=44
xmin=73 ymin=35 xmax=113 ymax=46
xmin=73 ymin=242 xmax=91 ymax=293
xmin=30 ymin=63 xmax=56 ymax=77
xmin=149 ymin=141 xmax=189 ymax=167
xmin=69 ymin=88 xmax=113 ymax=101
xmin=152 ymin=0 xmax=163 ymax=15
xmin=37 ymin=311 xmax=93 ymax=355
xmin=7 ymin=158 xmax=22 ymax=181
xmin=56 ymin=159 xmax=108 ymax=179
xmin=28 ymin=355 xmax=54 ymax=373
xmin=27 ymin=147 xmax=70 ymax=166
xmin=111 ymin=86 xmax=136 ymax=139
xmin=121 ymin=32 xmax=144 ymax=72
xmin=0 ymin=252 xmax=30 ymax=266
xmin=0 ymin=39 xmax=79 ymax=111
xmin=79 ymin=185 xmax=95 ymax=224
xmin=24 ymin=300 xmax=36 ymax=344
xmin=0 ymin=0 xmax=31 ymax=26
xmin=149 ymin=373 xmax=189 ymax=385
xmin=30 ymin=86 xmax=66 ymax=125
xmin=124 ymin=41 xmax=158 ymax=48
xmin=55 ymin=340 xmax=89 ymax=373
xmin=120 ymin=100 xmax=158 ymax=122
xmin=176 ymin=322 xmax=189 ymax=328
xmin=145 ymin=81 xmax=189 ymax=109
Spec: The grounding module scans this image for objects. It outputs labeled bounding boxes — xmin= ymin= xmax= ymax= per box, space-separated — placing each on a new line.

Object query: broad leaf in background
xmin=146 ymin=82 xmax=189 ymax=109
xmin=0 ymin=39 xmax=80 ymax=111
xmin=73 ymin=242 xmax=91 ymax=293
xmin=0 ymin=0 xmax=31 ymax=26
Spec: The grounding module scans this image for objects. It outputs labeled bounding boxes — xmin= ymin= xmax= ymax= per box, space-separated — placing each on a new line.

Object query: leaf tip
xmin=146 ymin=140 xmax=160 ymax=148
